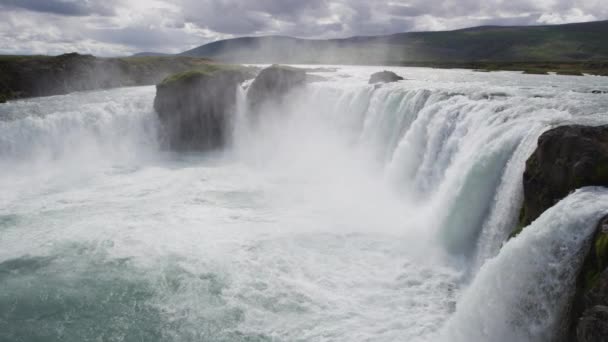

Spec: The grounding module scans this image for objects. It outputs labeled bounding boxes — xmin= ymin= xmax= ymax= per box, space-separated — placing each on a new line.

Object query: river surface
xmin=1 ymin=66 xmax=608 ymax=341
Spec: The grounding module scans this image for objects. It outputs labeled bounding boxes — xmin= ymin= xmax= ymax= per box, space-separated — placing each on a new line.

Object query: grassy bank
xmin=0 ymin=54 xmax=213 ymax=103
xmin=390 ymin=61 xmax=608 ymax=76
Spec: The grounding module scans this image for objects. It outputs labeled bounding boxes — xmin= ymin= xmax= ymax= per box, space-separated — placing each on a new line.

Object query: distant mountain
xmin=179 ymin=20 xmax=608 ymax=64
xmin=131 ymin=52 xmax=171 ymax=57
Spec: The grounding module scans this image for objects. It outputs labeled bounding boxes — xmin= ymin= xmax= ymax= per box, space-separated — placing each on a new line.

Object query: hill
xmin=0 ymin=54 xmax=212 ymax=102
xmin=179 ymin=20 xmax=608 ymax=65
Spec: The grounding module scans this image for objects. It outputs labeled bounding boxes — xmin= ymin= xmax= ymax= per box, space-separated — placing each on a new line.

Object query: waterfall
xmin=2 ymin=67 xmax=608 ymax=341
xmin=440 ymin=187 xmax=608 ymax=342
xmin=0 ymin=86 xmax=159 ymax=166
xmin=232 ymin=79 xmax=600 ymax=267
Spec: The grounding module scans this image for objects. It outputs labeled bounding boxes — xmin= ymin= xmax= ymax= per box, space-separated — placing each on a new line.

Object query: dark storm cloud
xmin=0 ymin=0 xmax=115 ymax=16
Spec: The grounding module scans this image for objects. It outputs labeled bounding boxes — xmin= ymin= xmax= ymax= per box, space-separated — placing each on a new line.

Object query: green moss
xmin=594 ymin=163 xmax=608 ymax=179
xmin=159 ymin=64 xmax=251 ymax=86
xmin=596 ymin=232 xmax=608 ymax=270
xmin=510 ymin=209 xmax=529 ymax=239
xmin=556 ymin=70 xmax=584 ymax=76
xmin=582 ymin=230 xmax=608 ymax=291
xmin=523 ymin=68 xmax=550 ymax=75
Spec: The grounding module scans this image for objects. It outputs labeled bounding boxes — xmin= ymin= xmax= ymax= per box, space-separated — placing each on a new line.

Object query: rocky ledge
xmin=518 ymin=125 xmax=608 ymax=229
xmin=154 ymin=65 xmax=310 ymax=151
xmin=515 ymin=125 xmax=608 ymax=342
xmin=0 ymin=53 xmax=211 ymax=103
xmin=247 ymin=65 xmax=307 ymax=113
xmin=153 ymin=65 xmax=255 ymax=151
xmin=368 ymin=70 xmax=404 ymax=84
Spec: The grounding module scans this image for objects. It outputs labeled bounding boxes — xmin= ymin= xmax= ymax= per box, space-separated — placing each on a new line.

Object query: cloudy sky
xmin=0 ymin=0 xmax=605 ymax=56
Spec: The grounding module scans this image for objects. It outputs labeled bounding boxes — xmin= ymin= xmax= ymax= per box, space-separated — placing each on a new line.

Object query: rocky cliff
xmin=247 ymin=65 xmax=306 ymax=114
xmin=516 ymin=125 xmax=608 ymax=342
xmin=154 ymin=65 xmax=311 ymax=151
xmin=0 ymin=53 xmax=212 ymax=103
xmin=153 ymin=65 xmax=255 ymax=151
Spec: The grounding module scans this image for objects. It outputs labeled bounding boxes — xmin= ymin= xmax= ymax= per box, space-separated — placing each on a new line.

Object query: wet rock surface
xmin=519 ymin=125 xmax=608 ymax=229
xmin=368 ymin=71 xmax=404 ymax=84
xmin=247 ymin=65 xmax=306 ymax=112
xmin=154 ymin=67 xmax=253 ymax=151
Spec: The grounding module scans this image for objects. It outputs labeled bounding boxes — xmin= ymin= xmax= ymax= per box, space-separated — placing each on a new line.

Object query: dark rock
xmin=569 ymin=218 xmax=608 ymax=341
xmin=153 ymin=67 xmax=253 ymax=151
xmin=247 ymin=65 xmax=306 ymax=112
xmin=517 ymin=125 xmax=608 ymax=230
xmin=586 ymin=268 xmax=608 ymax=308
xmin=306 ymin=74 xmax=329 ymax=83
xmin=514 ymin=125 xmax=608 ymax=341
xmin=577 ymin=306 xmax=608 ymax=342
xmin=368 ymin=70 xmax=404 ymax=84
xmin=0 ymin=53 xmax=212 ymax=102
xmin=591 ymin=90 xmax=608 ymax=94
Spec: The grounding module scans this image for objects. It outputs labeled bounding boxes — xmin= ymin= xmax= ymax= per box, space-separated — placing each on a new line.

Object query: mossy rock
xmin=246 ymin=65 xmax=307 ymax=112
xmin=154 ymin=66 xmax=255 ymax=151
xmin=557 ymin=70 xmax=585 ymax=76
xmin=159 ymin=64 xmax=255 ymax=87
xmin=584 ymin=226 xmax=608 ymax=290
xmin=523 ymin=68 xmax=550 ymax=75
xmin=516 ymin=125 xmax=608 ymax=231
xmin=569 ymin=216 xmax=608 ymax=341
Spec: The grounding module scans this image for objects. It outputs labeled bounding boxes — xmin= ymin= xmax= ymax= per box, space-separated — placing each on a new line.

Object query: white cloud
xmin=0 ymin=0 xmax=605 ymax=56
xmin=538 ymin=8 xmax=597 ymax=24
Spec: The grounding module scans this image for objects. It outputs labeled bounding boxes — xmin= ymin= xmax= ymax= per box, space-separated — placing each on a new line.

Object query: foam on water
xmin=1 ymin=67 xmax=608 ymax=341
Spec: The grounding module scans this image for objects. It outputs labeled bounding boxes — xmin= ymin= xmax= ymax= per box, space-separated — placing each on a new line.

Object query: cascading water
xmin=1 ymin=66 xmax=607 ymax=341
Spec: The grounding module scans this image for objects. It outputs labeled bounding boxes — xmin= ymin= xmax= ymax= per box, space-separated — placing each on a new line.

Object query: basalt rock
xmin=570 ymin=218 xmax=608 ymax=342
xmin=247 ymin=65 xmax=306 ymax=113
xmin=514 ymin=125 xmax=608 ymax=341
xmin=368 ymin=71 xmax=404 ymax=84
xmin=577 ymin=306 xmax=608 ymax=342
xmin=517 ymin=125 xmax=608 ymax=232
xmin=153 ymin=66 xmax=253 ymax=151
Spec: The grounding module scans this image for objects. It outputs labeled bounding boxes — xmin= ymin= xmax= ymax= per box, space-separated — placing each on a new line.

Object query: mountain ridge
xmin=176 ymin=20 xmax=608 ymax=64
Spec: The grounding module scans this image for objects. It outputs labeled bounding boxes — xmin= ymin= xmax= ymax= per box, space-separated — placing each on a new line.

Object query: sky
xmin=0 ymin=0 xmax=605 ymax=56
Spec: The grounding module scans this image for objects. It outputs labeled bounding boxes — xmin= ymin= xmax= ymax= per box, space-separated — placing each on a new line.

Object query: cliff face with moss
xmin=153 ymin=65 xmax=255 ymax=151
xmin=153 ymin=65 xmax=310 ymax=151
xmin=515 ymin=125 xmax=608 ymax=342
xmin=0 ymin=53 xmax=212 ymax=103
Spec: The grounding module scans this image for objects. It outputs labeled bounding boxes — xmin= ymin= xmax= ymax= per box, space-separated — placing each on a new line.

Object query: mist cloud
xmin=0 ymin=0 xmax=605 ymax=56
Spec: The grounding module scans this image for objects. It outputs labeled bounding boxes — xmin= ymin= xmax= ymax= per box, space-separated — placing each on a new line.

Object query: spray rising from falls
xmin=1 ymin=67 xmax=608 ymax=341
xmin=0 ymin=87 xmax=159 ymax=166
xmin=234 ymin=76 xmax=604 ymax=264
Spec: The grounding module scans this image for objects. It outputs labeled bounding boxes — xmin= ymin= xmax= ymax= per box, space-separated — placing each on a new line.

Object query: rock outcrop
xmin=515 ymin=125 xmax=608 ymax=341
xmin=571 ymin=217 xmax=608 ymax=342
xmin=247 ymin=65 xmax=306 ymax=112
xmin=577 ymin=306 xmax=608 ymax=342
xmin=368 ymin=71 xmax=404 ymax=84
xmin=518 ymin=125 xmax=608 ymax=229
xmin=0 ymin=53 xmax=211 ymax=102
xmin=153 ymin=66 xmax=253 ymax=150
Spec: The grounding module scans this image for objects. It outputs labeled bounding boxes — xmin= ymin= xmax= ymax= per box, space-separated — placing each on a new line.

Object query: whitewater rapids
xmin=1 ymin=66 xmax=607 ymax=342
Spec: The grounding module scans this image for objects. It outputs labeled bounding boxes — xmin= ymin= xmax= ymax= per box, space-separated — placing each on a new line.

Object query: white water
xmin=1 ymin=66 xmax=607 ymax=341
